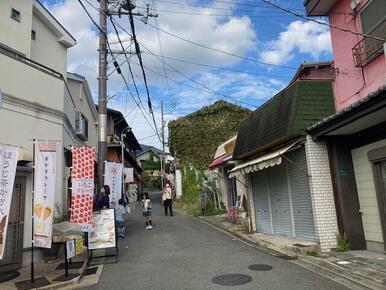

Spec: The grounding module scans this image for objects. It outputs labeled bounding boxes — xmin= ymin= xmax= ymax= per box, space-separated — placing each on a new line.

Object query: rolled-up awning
xmin=229 ymin=140 xmax=300 ymax=178
xmin=209 ymin=154 xmax=226 ymax=170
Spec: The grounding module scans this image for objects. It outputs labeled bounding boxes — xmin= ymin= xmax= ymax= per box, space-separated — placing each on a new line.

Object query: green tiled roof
xmin=233 ymin=80 xmax=335 ymax=159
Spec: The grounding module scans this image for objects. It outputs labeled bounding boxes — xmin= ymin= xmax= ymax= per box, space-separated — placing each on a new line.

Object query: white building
xmin=0 ymin=0 xmax=97 ymax=272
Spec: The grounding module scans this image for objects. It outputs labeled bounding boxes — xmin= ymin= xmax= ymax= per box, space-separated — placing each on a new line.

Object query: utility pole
xmin=97 ymin=0 xmax=107 ymax=197
xmin=160 ymin=101 xmax=165 ymax=188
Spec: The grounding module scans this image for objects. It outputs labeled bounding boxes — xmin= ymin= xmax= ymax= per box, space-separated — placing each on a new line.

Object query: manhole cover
xmin=212 ymin=274 xmax=252 ymax=286
xmin=0 ymin=271 xmax=20 ymax=283
xmin=248 ymin=264 xmax=273 ymax=271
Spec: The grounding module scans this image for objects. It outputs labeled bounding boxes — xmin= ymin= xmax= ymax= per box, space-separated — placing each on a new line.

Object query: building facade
xmin=0 ymin=0 xmax=99 ymax=272
xmin=305 ymin=0 xmax=386 ymax=252
xmin=232 ymin=64 xmax=340 ymax=252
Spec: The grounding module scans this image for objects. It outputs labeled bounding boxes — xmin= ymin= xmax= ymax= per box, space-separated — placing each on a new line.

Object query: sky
xmin=44 ymin=0 xmax=333 ymax=150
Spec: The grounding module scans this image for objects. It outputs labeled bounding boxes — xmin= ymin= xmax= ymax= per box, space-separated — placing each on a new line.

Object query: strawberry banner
xmin=70 ymin=146 xmax=96 ymax=231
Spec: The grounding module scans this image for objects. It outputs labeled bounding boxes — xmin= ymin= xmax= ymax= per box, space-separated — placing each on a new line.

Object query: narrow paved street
xmin=83 ymin=192 xmax=348 ymax=290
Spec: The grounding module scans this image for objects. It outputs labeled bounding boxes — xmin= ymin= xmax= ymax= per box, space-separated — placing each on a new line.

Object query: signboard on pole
xmin=88 ymin=209 xmax=116 ymax=250
xmin=66 ymin=239 xmax=76 ymax=259
xmin=200 ymin=190 xmax=207 ymax=215
xmin=124 ymin=167 xmax=134 ymax=183
xmin=75 ymin=236 xmax=83 ymax=255
xmin=0 ymin=144 xmax=19 ymax=259
xmin=34 ymin=141 xmax=58 ymax=248
xmin=70 ymin=146 xmax=96 ymax=231
xmin=104 ymin=162 xmax=123 ymax=205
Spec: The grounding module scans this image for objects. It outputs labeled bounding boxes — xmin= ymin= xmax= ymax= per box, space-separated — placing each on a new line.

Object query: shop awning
xmin=209 ymin=154 xmax=226 ymax=170
xmin=229 ymin=141 xmax=300 ymax=178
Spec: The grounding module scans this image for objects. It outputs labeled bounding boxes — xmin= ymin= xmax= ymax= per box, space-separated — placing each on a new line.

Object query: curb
xmin=36 ymin=252 xmax=89 ymax=290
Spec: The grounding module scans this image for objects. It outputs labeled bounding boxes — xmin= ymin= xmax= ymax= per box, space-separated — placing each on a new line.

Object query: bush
xmin=336 ymin=233 xmax=350 ymax=252
xmin=307 ymin=250 xmax=318 ymax=257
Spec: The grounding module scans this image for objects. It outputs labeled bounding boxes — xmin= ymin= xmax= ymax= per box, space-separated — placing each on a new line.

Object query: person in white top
xmin=142 ymin=192 xmax=152 ymax=230
xmin=162 ymin=181 xmax=174 ymax=216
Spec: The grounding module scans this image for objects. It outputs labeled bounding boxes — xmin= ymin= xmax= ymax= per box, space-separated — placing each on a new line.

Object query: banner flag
xmin=34 ymin=141 xmax=58 ymax=248
xmin=70 ymin=146 xmax=96 ymax=231
xmin=124 ymin=168 xmax=134 ymax=183
xmin=104 ymin=162 xmax=123 ymax=205
xmin=0 ymin=144 xmax=19 ymax=259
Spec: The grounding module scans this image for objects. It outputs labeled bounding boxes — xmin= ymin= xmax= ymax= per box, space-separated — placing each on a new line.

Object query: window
xmin=352 ymin=0 xmax=386 ymax=66
xmin=11 ymin=8 xmax=20 ymax=22
xmin=31 ymin=30 xmax=36 ymax=40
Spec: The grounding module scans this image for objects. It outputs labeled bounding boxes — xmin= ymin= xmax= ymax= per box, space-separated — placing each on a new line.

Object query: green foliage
xmin=307 ymin=250 xmax=318 ymax=257
xmin=168 ymin=100 xmax=250 ymax=169
xmin=181 ymin=163 xmax=204 ymax=198
xmin=142 ymin=159 xmax=161 ymax=171
xmin=336 ymin=233 xmax=350 ymax=252
xmin=142 ymin=170 xmax=160 ymax=190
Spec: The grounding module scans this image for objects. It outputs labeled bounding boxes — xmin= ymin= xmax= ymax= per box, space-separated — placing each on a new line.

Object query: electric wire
xmin=261 ymin=0 xmax=385 ymax=41
xmin=127 ymin=6 xmax=162 ymax=141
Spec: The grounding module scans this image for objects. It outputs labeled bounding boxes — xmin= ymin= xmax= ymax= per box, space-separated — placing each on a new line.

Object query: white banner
xmin=34 ymin=142 xmax=58 ymax=248
xmin=0 ymin=144 xmax=19 ymax=260
xmin=104 ymin=162 xmax=123 ymax=205
xmin=124 ymin=167 xmax=134 ymax=183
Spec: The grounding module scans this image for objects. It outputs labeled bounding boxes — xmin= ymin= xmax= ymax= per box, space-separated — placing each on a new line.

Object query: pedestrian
xmin=98 ymin=185 xmax=110 ymax=209
xmin=142 ymin=192 xmax=152 ymax=230
xmin=115 ymin=198 xmax=126 ymax=238
xmin=162 ymin=181 xmax=174 ymax=216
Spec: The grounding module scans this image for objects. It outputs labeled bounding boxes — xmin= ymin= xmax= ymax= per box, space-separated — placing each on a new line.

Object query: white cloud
xmin=259 ymin=20 xmax=332 ymax=65
xmin=47 ymin=0 xmax=257 ymax=145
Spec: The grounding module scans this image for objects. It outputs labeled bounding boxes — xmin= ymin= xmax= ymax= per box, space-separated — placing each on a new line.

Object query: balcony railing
xmin=353 ymin=19 xmax=386 ymax=67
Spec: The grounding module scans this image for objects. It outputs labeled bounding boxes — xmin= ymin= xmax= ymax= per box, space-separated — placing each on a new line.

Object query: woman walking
xmin=162 ymin=182 xmax=174 ymax=216
xmin=142 ymin=192 xmax=152 ymax=230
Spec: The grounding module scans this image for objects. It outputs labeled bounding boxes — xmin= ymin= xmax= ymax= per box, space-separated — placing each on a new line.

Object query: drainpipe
xmin=384 ymin=43 xmax=386 ymax=85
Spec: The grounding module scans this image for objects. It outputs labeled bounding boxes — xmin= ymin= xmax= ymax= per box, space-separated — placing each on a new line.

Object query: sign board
xmin=75 ymin=236 xmax=83 ymax=255
xmin=66 ymin=239 xmax=76 ymax=259
xmin=88 ymin=209 xmax=116 ymax=250
xmin=104 ymin=162 xmax=123 ymax=205
xmin=70 ymin=146 xmax=96 ymax=231
xmin=0 ymin=144 xmax=19 ymax=259
xmin=34 ymin=141 xmax=59 ymax=248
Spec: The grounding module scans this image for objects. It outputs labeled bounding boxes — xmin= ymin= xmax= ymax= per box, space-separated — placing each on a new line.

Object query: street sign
xmin=200 ymin=190 xmax=207 ymax=215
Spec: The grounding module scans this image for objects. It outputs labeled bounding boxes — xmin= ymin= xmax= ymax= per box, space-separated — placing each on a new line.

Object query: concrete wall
xmin=329 ymin=0 xmax=386 ymax=111
xmin=0 ymin=0 xmax=33 ymax=56
xmin=31 ymin=11 xmax=67 ymax=75
xmin=351 ymin=139 xmax=386 ymax=252
xmin=305 ymin=136 xmax=339 ymax=251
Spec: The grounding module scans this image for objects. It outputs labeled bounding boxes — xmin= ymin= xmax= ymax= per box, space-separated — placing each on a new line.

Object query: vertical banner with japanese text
xmin=70 ymin=146 xmax=95 ymax=231
xmin=124 ymin=168 xmax=134 ymax=183
xmin=0 ymin=144 xmax=19 ymax=259
xmin=34 ymin=142 xmax=58 ymax=248
xmin=104 ymin=162 xmax=123 ymax=205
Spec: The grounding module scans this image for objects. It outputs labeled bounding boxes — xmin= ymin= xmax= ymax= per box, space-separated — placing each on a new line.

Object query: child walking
xmin=142 ymin=192 xmax=152 ymax=230
xmin=115 ymin=199 xmax=126 ymax=238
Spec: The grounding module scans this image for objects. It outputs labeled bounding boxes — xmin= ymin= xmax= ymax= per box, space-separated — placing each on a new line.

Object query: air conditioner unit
xmin=75 ymin=111 xmax=88 ymax=141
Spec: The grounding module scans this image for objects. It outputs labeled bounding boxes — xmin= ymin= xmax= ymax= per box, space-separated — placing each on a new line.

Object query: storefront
xmin=309 ymin=86 xmax=386 ymax=252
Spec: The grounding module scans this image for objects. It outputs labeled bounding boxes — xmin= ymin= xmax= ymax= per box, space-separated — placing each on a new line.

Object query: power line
xmin=127 ymin=6 xmax=161 ymax=142
xmin=131 ymin=58 xmax=257 ymax=108
xmin=138 ymin=53 xmax=291 ymax=79
xmin=261 ymin=0 xmax=385 ymax=42
xmin=138 ymin=20 xmax=297 ymax=69
xmin=109 ymin=17 xmax=145 ymax=113
xmin=77 ymin=0 xmax=159 ymax=135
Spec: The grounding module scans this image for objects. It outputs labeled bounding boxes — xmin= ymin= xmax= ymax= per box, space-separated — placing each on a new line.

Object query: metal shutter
xmin=285 ymin=148 xmax=317 ymax=241
xmin=251 ymin=170 xmax=272 ymax=234
xmin=268 ymin=164 xmax=293 ymax=236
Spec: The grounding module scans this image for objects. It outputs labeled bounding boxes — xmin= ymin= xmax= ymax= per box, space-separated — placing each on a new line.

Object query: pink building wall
xmin=329 ymin=0 xmax=386 ymax=111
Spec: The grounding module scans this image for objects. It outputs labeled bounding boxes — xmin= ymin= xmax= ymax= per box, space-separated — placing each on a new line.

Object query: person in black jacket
xmin=98 ymin=185 xmax=111 ymax=209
